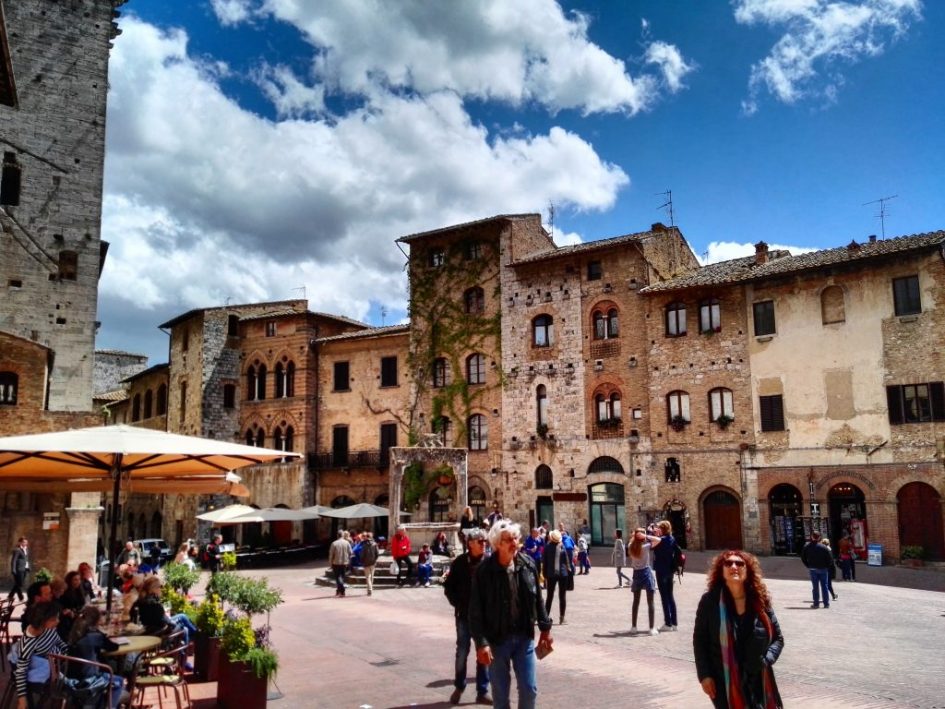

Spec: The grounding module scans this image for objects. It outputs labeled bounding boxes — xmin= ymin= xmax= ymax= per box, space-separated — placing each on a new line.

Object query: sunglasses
xmin=724 ymin=559 xmax=746 ymax=568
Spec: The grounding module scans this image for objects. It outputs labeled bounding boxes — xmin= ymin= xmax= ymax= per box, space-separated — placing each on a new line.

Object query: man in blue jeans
xmin=469 ymin=520 xmax=553 ymax=709
xmin=801 ymin=530 xmax=833 ymax=608
xmin=444 ymin=528 xmax=491 ymax=705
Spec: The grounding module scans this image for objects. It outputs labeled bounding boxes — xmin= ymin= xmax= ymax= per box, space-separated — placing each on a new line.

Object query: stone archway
xmin=388 ymin=443 xmax=467 ymax=539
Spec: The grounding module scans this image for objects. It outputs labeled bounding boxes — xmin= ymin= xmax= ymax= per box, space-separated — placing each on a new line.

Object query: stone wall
xmin=93 ymin=350 xmax=148 ymax=395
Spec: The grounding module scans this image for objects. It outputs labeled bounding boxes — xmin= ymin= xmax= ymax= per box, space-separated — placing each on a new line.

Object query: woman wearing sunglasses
xmin=693 ymin=551 xmax=784 ymax=708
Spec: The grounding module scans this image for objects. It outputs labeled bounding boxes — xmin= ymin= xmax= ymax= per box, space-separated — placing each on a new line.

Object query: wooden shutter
xmin=930 ymin=382 xmax=945 ymax=422
xmin=886 ymin=385 xmax=904 ymax=425
xmin=760 ymin=395 xmax=785 ymax=432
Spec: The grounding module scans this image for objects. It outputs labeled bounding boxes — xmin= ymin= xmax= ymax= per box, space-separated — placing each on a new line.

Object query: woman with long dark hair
xmin=542 ymin=530 xmax=574 ymax=625
xmin=693 ymin=550 xmax=784 ymax=708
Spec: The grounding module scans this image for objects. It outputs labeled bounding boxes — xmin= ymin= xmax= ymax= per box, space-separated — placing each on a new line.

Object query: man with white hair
xmin=469 ymin=520 xmax=553 ymax=709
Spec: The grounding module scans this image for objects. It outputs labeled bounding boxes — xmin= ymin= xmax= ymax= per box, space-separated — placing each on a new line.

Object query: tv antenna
xmin=547 ymin=201 xmax=556 ymax=240
xmin=380 ymin=305 xmax=387 ymax=326
xmin=656 ymin=189 xmax=675 ymax=227
xmin=291 ymin=285 xmax=306 ymax=299
xmin=863 ymin=195 xmax=897 ymax=239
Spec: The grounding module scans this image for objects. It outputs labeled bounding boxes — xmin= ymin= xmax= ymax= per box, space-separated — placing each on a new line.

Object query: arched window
xmin=433 ymin=416 xmax=452 ymax=445
xmin=156 ymin=384 xmax=167 ymax=415
xmin=275 ymin=363 xmax=284 ymax=398
xmin=246 ymin=365 xmax=256 ymax=401
xmin=131 ymin=394 xmax=141 ymax=422
xmin=821 ymin=285 xmax=845 ymax=324
xmin=593 ymin=308 xmax=620 ymax=339
xmin=699 ymin=298 xmax=721 ymax=333
xmin=284 ymin=426 xmax=294 ymax=452
xmin=255 ymin=427 xmax=265 ymax=447
xmin=143 ymin=390 xmax=153 ymax=419
xmin=0 ymin=372 xmax=18 ymax=405
xmin=595 ymin=392 xmax=622 ymax=423
xmin=607 ymin=308 xmax=619 ymax=337
xmin=708 ymin=387 xmax=734 ymax=421
xmin=535 ymin=465 xmax=553 ymax=489
xmin=275 ymin=361 xmax=295 ymax=398
xmin=247 ymin=362 xmax=267 ymax=401
xmin=468 ymin=486 xmax=487 ymax=522
xmin=432 ymin=357 xmax=448 ymax=388
xmin=273 ymin=425 xmax=285 ymax=451
xmin=666 ymin=302 xmax=687 ymax=337
xmin=588 ymin=456 xmax=624 ymax=475
xmin=467 ymin=353 xmax=486 ymax=385
xmin=536 ymin=385 xmax=548 ymax=427
xmin=667 ymin=390 xmax=691 ymax=423
xmin=464 ymin=287 xmax=484 ymax=314
xmin=468 ymin=414 xmax=488 ymax=450
xmin=532 ymin=314 xmax=553 ymax=347
xmin=245 ymin=429 xmax=255 ymax=447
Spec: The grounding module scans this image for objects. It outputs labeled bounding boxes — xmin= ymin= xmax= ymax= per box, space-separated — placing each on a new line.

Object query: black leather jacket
xmin=443 ymin=551 xmax=484 ymax=618
xmin=468 ymin=552 xmax=551 ymax=649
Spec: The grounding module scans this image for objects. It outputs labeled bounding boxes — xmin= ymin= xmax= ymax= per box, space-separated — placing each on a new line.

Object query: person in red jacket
xmin=391 ymin=525 xmax=414 ymax=587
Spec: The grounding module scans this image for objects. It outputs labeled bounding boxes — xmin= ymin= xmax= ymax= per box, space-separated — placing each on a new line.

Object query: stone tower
xmin=0 ymin=0 xmax=125 ymax=411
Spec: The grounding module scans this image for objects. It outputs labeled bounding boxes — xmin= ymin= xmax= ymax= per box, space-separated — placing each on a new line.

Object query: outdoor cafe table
xmin=102 ymin=635 xmax=163 ymax=698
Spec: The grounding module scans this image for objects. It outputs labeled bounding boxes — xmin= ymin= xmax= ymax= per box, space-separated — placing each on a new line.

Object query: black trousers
xmin=8 ymin=571 xmax=26 ymax=600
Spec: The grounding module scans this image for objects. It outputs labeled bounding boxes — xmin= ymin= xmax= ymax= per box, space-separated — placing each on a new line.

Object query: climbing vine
xmin=406 ymin=234 xmax=505 ymax=446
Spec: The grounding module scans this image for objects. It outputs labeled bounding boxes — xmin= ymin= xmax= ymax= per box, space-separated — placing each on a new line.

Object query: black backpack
xmin=672 ymin=542 xmax=686 ymax=580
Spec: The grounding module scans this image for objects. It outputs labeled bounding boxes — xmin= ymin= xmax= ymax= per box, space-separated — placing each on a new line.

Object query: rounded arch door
xmin=703 ymin=490 xmax=742 ymax=549
xmin=897 ymin=482 xmax=944 ymax=561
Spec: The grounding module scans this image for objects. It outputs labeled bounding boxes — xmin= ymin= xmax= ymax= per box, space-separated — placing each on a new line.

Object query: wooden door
xmin=704 ymin=490 xmax=743 ymax=549
xmin=898 ymin=482 xmax=944 ymax=561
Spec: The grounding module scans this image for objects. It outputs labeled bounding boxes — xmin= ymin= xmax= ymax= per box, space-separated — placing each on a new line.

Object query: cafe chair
xmin=0 ymin=600 xmax=24 ymax=674
xmin=47 ymin=653 xmax=119 ymax=709
xmin=147 ymin=629 xmax=188 ymax=675
xmin=131 ymin=647 xmax=192 ymax=709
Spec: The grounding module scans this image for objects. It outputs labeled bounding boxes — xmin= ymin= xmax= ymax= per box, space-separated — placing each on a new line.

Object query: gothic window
xmin=593 ymin=308 xmax=619 ymax=339
xmin=535 ymin=465 xmax=553 ymax=489
xmin=275 ymin=361 xmax=295 ymax=398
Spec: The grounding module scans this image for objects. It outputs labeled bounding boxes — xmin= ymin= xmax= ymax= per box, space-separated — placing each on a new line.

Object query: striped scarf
xmin=718 ymin=595 xmax=779 ymax=709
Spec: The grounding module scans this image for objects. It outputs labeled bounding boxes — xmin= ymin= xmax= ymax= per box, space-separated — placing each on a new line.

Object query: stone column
xmin=66 ymin=492 xmax=103 ymax=570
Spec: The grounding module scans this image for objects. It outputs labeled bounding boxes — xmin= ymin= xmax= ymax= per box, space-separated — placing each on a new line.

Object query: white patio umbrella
xmin=300 ymin=504 xmax=335 ymax=516
xmin=318 ymin=502 xmax=391 ymax=519
xmin=225 ymin=507 xmax=320 ymax=523
xmin=196 ymin=503 xmax=258 ymax=523
xmin=0 ymin=424 xmax=299 ymax=612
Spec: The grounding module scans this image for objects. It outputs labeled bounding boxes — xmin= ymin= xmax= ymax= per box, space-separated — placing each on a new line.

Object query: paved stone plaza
xmin=258 ymin=552 xmax=944 ymax=709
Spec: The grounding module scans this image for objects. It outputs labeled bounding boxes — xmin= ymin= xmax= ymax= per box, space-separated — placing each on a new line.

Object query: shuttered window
xmin=381 ymin=356 xmax=398 ymax=387
xmin=759 ymin=395 xmax=785 ymax=432
xmin=333 ymin=361 xmax=350 ymax=392
xmin=753 ymin=301 xmax=776 ymax=336
xmin=886 ymin=382 xmax=945 ymax=424
xmin=892 ymin=275 xmax=921 ymax=316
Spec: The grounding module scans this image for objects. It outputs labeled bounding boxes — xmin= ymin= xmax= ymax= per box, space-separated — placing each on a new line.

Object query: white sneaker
xmin=658 ymin=624 xmax=673 ymax=632
xmin=649 ymin=627 xmax=659 ymax=636
xmin=630 ymin=626 xmax=639 ymax=635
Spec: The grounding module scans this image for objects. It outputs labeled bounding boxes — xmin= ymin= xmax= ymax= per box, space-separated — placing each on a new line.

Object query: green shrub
xmin=206 ymin=571 xmax=239 ymax=603
xmin=900 ymin=545 xmax=926 ymax=560
xmin=34 ymin=568 xmax=53 ymax=584
xmin=243 ymin=647 xmax=279 ymax=679
xmin=161 ymin=586 xmax=191 ymax=615
xmin=220 ymin=616 xmax=255 ymax=661
xmin=231 ymin=577 xmax=283 ymax=617
xmin=194 ymin=594 xmax=226 ymax=636
xmin=220 ymin=551 xmax=237 ymax=571
xmin=162 ymin=563 xmax=200 ymax=593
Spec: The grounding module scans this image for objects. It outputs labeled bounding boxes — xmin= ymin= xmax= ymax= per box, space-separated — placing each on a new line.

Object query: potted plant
xmin=216 ymin=577 xmax=283 ymax=709
xmin=715 ymin=414 xmax=734 ymax=430
xmin=900 ymin=545 xmax=926 ymax=568
xmin=163 ymin=562 xmax=200 ymax=595
xmin=34 ymin=567 xmax=53 ymax=584
xmin=670 ymin=415 xmax=689 ymax=432
xmin=193 ymin=593 xmax=226 ymax=681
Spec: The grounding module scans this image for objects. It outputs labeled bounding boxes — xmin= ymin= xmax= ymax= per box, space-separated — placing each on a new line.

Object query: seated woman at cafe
xmin=67 ymin=606 xmax=128 ymax=709
xmin=77 ymin=562 xmax=100 ymax=602
xmin=57 ymin=571 xmax=88 ymax=641
xmin=131 ymin=577 xmax=197 ymax=645
xmin=10 ymin=601 xmax=68 ymax=709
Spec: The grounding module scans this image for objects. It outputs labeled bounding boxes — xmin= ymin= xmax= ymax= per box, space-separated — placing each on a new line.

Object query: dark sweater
xmin=801 ymin=541 xmax=833 ymax=569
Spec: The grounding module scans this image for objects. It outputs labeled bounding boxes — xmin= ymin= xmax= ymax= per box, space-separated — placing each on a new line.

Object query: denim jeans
xmin=615 ymin=566 xmax=630 ymax=586
xmin=454 ymin=617 xmax=489 ymax=696
xmin=809 ymin=568 xmax=830 ymax=606
xmin=840 ymin=558 xmax=854 ymax=581
xmin=418 ymin=563 xmax=433 ymax=585
xmin=489 ymin=633 xmax=538 ymax=709
xmin=170 ymin=613 xmax=197 ymax=644
xmin=332 ymin=564 xmax=347 ymax=595
xmin=655 ymin=573 xmax=677 ymax=626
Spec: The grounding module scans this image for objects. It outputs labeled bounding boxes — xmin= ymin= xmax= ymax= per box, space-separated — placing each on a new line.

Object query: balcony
xmin=309 ymin=449 xmax=390 ymax=471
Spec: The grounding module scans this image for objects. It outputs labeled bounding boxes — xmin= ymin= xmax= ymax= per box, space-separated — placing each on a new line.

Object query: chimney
xmin=868 ymin=235 xmax=877 ymax=243
xmin=754 ymin=241 xmax=769 ymax=265
xmin=651 ymin=222 xmax=667 ymax=233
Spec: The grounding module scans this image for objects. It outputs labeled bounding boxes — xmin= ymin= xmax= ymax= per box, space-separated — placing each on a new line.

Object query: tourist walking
xmin=800 ymin=531 xmax=833 ymax=608
xmin=838 ymin=534 xmax=856 ymax=581
xmin=576 ymin=534 xmax=591 ymax=575
xmin=628 ymin=527 xmax=661 ymax=635
xmin=460 ymin=506 xmax=478 ymax=550
xmin=652 ymin=520 xmax=679 ymax=631
xmin=329 ymin=530 xmax=352 ymax=597
xmin=469 ymin=520 xmax=553 ymax=709
xmin=391 ymin=525 xmax=414 ymax=587
xmin=542 ymin=530 xmax=574 ymax=625
xmin=822 ymin=538 xmax=839 ymax=601
xmin=693 ymin=550 xmax=784 ymax=708
xmin=360 ymin=532 xmax=379 ymax=596
xmin=8 ymin=537 xmax=30 ymax=601
xmin=444 ymin=528 xmax=491 ymax=706
xmin=612 ymin=530 xmax=630 ymax=588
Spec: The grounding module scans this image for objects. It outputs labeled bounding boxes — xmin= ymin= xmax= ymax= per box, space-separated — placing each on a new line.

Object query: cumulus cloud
xmin=210 ymin=0 xmax=253 ymax=26
xmin=645 ymin=41 xmax=696 ymax=93
xmin=99 ymin=14 xmax=638 ymax=357
xmin=702 ymin=240 xmax=817 ymax=264
xmin=734 ymin=0 xmax=922 ymax=113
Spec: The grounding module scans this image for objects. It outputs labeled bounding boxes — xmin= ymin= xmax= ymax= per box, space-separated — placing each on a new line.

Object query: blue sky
xmin=97 ymin=0 xmax=944 ymax=362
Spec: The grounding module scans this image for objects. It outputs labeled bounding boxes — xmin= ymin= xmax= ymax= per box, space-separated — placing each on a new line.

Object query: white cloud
xmin=645 ymin=41 xmax=696 ymax=93
xmin=254 ymin=64 xmax=326 ymax=118
xmin=702 ymin=240 xmax=817 ymax=264
xmin=210 ymin=0 xmax=253 ymax=26
xmin=100 ymin=16 xmax=631 ymax=353
xmin=242 ymin=0 xmax=689 ymax=116
xmin=734 ymin=0 xmax=922 ymax=113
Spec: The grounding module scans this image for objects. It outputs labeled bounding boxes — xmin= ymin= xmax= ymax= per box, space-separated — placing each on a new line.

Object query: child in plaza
xmin=417 ymin=543 xmax=434 ymax=587
xmin=577 ymin=533 xmax=591 ymax=574
xmin=628 ymin=527 xmax=662 ymax=635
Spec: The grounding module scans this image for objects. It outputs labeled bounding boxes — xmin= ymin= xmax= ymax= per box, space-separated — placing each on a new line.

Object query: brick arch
xmin=242 ymin=350 xmax=271 ymax=372
xmin=591 ymin=382 xmax=623 ymax=399
xmin=586 ymin=298 xmax=619 ymax=320
xmin=269 ymin=409 xmax=301 ymax=431
xmin=880 ymin=472 xmax=945 ymax=504
xmin=271 ymin=348 xmax=295 ymax=365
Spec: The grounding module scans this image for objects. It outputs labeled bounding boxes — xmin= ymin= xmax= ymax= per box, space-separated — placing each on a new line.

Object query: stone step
xmin=316 ymin=554 xmax=452 ymax=588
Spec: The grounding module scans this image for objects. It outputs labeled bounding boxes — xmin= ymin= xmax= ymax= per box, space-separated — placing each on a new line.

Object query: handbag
xmin=388 ymin=560 xmax=399 ymax=575
xmin=565 ymin=574 xmax=574 ymax=591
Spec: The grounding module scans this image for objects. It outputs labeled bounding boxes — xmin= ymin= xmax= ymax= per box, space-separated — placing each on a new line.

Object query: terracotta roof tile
xmin=314 ymin=324 xmax=409 ymax=343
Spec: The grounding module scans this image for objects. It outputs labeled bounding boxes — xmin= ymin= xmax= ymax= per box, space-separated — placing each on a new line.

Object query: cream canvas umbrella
xmin=318 ymin=502 xmax=391 ymax=519
xmin=196 ymin=503 xmax=258 ymax=523
xmin=225 ymin=507 xmax=320 ymax=523
xmin=0 ymin=424 xmax=298 ymax=612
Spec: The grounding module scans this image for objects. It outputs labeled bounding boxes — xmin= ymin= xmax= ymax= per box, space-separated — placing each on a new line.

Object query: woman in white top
xmin=174 ymin=543 xmax=195 ymax=570
xmin=628 ymin=527 xmax=662 ymax=635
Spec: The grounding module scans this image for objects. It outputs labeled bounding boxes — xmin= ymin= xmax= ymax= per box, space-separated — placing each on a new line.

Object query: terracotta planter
xmin=438 ymin=475 xmax=453 ymax=486
xmin=217 ymin=655 xmax=268 ymax=709
xmin=193 ymin=632 xmax=221 ymax=682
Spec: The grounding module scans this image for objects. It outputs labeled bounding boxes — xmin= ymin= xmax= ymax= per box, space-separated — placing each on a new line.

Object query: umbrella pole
xmin=105 ymin=455 xmax=122 ymax=617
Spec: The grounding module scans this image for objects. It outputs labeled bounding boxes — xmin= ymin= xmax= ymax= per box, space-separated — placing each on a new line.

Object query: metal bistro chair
xmin=145 ymin=629 xmax=188 ymax=676
xmin=0 ymin=600 xmax=24 ymax=674
xmin=47 ymin=653 xmax=117 ymax=709
xmin=131 ymin=644 xmax=191 ymax=709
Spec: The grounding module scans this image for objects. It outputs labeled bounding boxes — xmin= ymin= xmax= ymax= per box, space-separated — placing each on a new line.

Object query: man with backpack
xmin=651 ymin=520 xmax=679 ymax=632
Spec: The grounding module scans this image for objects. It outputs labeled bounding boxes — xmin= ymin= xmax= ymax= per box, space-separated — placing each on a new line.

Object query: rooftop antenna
xmin=656 ymin=189 xmax=675 ymax=227
xmin=863 ymin=195 xmax=897 ymax=239
xmin=291 ymin=285 xmax=306 ymax=299
xmin=547 ymin=201 xmax=556 ymax=240
xmin=380 ymin=305 xmax=387 ymax=326
xmin=223 ymin=296 xmax=232 ymax=306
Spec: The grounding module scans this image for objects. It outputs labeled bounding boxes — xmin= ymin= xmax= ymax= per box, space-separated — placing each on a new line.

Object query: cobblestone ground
xmin=258 ymin=552 xmax=944 ymax=709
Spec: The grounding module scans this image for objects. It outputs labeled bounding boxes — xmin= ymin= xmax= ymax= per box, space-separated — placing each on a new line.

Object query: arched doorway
xmin=661 ymin=499 xmax=688 ymax=549
xmin=270 ymin=503 xmax=293 ymax=546
xmin=703 ymin=490 xmax=742 ymax=549
xmin=588 ymin=483 xmax=625 ymax=546
xmin=769 ymin=483 xmax=803 ymax=555
xmin=828 ymin=483 xmax=866 ymax=558
xmin=897 ymin=482 xmax=944 ymax=561
xmin=374 ymin=494 xmax=390 ymax=540
xmin=468 ymin=486 xmax=487 ymax=524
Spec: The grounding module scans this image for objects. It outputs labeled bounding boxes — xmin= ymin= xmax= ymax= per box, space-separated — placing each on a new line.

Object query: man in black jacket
xmin=801 ymin=531 xmax=833 ymax=608
xmin=8 ymin=537 xmax=29 ymax=601
xmin=444 ymin=527 xmax=491 ymax=705
xmin=469 ymin=520 xmax=553 ymax=709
